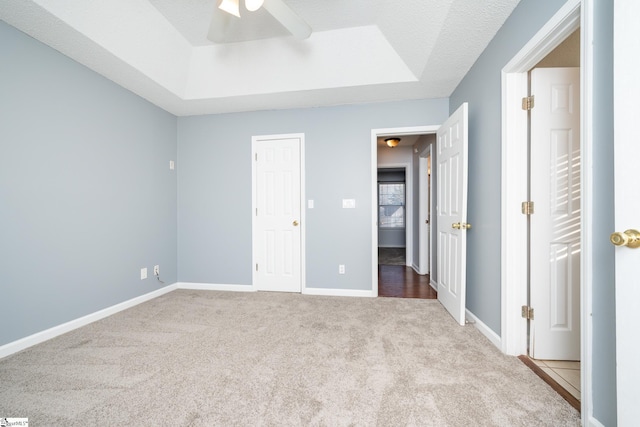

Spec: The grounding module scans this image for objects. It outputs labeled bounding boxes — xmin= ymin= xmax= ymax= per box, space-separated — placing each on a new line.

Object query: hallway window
xmin=379 ymin=183 xmax=405 ymax=228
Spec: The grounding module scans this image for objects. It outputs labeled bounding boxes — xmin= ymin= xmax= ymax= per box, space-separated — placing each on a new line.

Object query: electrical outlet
xmin=339 ymin=264 xmax=345 ymax=274
xmin=154 ymin=265 xmax=160 ymax=276
xmin=140 ymin=267 xmax=148 ymax=280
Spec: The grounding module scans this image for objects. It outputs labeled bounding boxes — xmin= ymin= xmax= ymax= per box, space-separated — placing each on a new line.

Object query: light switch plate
xmin=342 ymin=199 xmax=356 ymax=209
xmin=308 ymin=200 xmax=314 ymax=209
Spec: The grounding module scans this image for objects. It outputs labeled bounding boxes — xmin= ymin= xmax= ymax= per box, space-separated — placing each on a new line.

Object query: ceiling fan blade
xmin=207 ymin=6 xmax=232 ymax=43
xmin=262 ymin=0 xmax=311 ymax=40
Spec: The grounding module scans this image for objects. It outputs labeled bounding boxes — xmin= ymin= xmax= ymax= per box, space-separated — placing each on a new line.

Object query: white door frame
xmin=418 ymin=145 xmax=432 ymax=276
xmin=251 ymin=133 xmax=306 ymax=293
xmin=500 ymin=0 xmax=594 ymax=424
xmin=371 ymin=126 xmax=439 ymax=296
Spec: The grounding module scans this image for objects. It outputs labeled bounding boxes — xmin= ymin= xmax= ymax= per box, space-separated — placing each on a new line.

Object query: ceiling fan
xmin=208 ymin=0 xmax=312 ymax=43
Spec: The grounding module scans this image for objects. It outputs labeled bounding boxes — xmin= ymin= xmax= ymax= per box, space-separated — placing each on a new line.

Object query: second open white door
xmin=437 ymin=103 xmax=469 ymax=325
xmin=529 ymin=67 xmax=581 ymax=360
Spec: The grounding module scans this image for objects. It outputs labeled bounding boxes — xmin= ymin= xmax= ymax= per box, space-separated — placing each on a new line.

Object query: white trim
xmin=303 ymin=287 xmax=375 ymax=298
xmin=411 ymin=263 xmax=421 ymax=274
xmin=466 ymin=309 xmax=502 ymax=350
xmin=0 ymin=284 xmax=177 ymax=360
xmin=371 ymin=126 xmax=440 ymax=296
xmin=500 ymin=69 xmax=529 ymax=357
xmin=580 ymin=1 xmax=595 ymax=424
xmin=500 ymin=0 xmax=594 ymax=425
xmin=586 ymin=416 xmax=605 ymax=427
xmin=176 ymin=282 xmax=256 ymax=292
xmin=251 ymin=133 xmax=306 ymax=294
xmin=430 ymin=279 xmax=437 ymax=291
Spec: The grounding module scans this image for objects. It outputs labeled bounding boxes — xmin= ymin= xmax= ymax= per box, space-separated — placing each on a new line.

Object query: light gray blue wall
xmin=0 ymin=21 xmax=178 ymax=346
xmin=450 ymin=0 xmax=570 ymax=335
xmin=589 ymin=0 xmax=616 ymax=424
xmin=177 ymin=99 xmax=448 ymax=289
xmin=449 ymin=0 xmax=616 ymax=424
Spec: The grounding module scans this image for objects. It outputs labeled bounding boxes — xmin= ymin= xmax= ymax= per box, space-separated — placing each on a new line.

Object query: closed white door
xmin=614 ymin=1 xmax=640 ymax=422
xmin=437 ymin=103 xmax=469 ymax=325
xmin=529 ymin=68 xmax=580 ymax=360
xmin=252 ymin=136 xmax=302 ymax=292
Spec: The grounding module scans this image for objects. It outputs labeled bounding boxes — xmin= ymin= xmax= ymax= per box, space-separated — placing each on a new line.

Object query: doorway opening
xmin=377 ymin=166 xmax=408 ymax=266
xmin=526 ymin=33 xmax=581 ymax=407
xmin=500 ymin=0 xmax=589 ymax=417
xmin=371 ymin=127 xmax=439 ymax=299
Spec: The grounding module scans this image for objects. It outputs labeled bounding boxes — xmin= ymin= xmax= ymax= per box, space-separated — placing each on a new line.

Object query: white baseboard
xmin=430 ymin=280 xmax=437 ymax=291
xmin=176 ymin=282 xmax=255 ymax=292
xmin=303 ymin=287 xmax=375 ymax=298
xmin=177 ymin=283 xmax=374 ymax=298
xmin=465 ymin=308 xmax=501 ymax=350
xmin=587 ymin=416 xmax=605 ymax=427
xmin=411 ymin=264 xmax=431 ymax=276
xmin=0 ymin=283 xmax=177 ymax=360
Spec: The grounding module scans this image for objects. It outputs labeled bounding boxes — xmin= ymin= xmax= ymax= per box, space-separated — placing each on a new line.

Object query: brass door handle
xmin=610 ymin=229 xmax=640 ymax=248
xmin=452 ymin=222 xmax=471 ymax=230
xmin=293 ymin=220 xmax=299 ymax=226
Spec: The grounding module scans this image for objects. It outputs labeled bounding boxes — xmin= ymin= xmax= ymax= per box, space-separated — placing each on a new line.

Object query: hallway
xmin=378 ymin=265 xmax=437 ymax=299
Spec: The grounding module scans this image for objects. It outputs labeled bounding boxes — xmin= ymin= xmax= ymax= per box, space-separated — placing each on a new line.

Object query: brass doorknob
xmin=293 ymin=220 xmax=299 ymax=226
xmin=610 ymin=229 xmax=640 ymax=248
xmin=452 ymin=222 xmax=471 ymax=230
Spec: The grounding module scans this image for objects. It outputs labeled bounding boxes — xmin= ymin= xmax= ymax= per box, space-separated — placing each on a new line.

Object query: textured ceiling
xmin=0 ymin=0 xmax=521 ymax=116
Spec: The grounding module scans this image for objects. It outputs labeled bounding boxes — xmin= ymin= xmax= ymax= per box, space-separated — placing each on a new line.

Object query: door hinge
xmin=521 ymin=305 xmax=534 ymax=320
xmin=522 ymin=95 xmax=535 ymax=110
xmin=256 ymin=263 xmax=258 ymax=271
xmin=521 ymin=201 xmax=534 ymax=215
xmin=255 ymin=153 xmax=258 ymax=161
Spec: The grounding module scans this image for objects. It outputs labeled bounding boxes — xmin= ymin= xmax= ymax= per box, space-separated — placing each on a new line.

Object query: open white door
xmin=419 ymin=152 xmax=431 ymax=275
xmin=529 ymin=67 xmax=581 ymax=360
xmin=614 ymin=1 xmax=640 ymax=422
xmin=252 ymin=136 xmax=302 ymax=293
xmin=437 ymin=103 xmax=469 ymax=325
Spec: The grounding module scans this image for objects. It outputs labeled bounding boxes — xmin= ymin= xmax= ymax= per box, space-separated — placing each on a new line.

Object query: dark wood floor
xmin=378 ymin=265 xmax=437 ymax=299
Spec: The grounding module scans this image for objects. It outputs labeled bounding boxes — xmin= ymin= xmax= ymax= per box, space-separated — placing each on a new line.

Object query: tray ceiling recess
xmin=0 ymin=0 xmax=522 ymax=115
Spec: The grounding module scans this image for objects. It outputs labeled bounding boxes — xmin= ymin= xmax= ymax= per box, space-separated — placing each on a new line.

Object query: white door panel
xmin=529 ymin=67 xmax=580 ymax=360
xmin=614 ymin=1 xmax=640 ymax=422
xmin=437 ymin=103 xmax=468 ymax=325
xmin=253 ymin=137 xmax=301 ymax=292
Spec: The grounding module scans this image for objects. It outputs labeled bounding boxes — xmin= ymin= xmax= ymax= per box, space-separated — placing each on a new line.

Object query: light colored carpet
xmin=0 ymin=290 xmax=580 ymax=426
